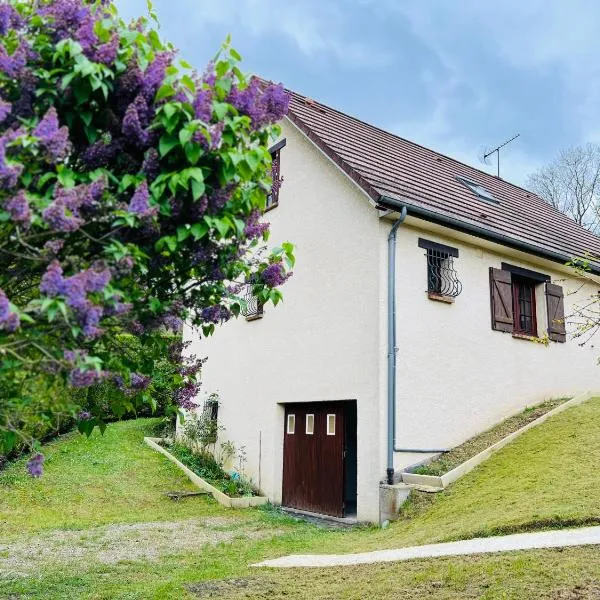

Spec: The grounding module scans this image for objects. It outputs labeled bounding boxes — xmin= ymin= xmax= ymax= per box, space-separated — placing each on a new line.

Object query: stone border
xmin=401 ymin=391 xmax=598 ymax=491
xmin=144 ymin=437 xmax=268 ymax=509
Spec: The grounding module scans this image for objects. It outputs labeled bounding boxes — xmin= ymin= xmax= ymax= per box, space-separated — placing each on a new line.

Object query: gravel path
xmin=0 ymin=517 xmax=281 ymax=577
xmin=254 ymin=526 xmax=600 ymax=568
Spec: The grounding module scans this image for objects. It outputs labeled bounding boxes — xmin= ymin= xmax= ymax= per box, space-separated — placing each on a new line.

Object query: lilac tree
xmin=0 ymin=0 xmax=294 ymax=473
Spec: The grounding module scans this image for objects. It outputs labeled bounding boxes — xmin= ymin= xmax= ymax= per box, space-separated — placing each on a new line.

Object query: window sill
xmin=427 ymin=292 xmax=455 ymax=304
xmin=245 ymin=313 xmax=264 ymax=322
xmin=512 ymin=332 xmax=540 ymax=343
xmin=264 ymin=202 xmax=279 ymax=213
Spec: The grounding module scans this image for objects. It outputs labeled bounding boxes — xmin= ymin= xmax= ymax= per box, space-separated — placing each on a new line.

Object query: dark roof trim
xmin=378 ymin=194 xmax=600 ymax=275
xmin=501 ymin=262 xmax=550 ymax=283
xmin=418 ymin=238 xmax=459 ymax=258
xmin=268 ymin=138 xmax=287 ymax=154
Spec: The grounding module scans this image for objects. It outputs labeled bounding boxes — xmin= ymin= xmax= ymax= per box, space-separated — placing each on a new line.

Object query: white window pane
xmin=327 ymin=414 xmax=336 ymax=436
xmin=287 ymin=414 xmax=295 ymax=434
xmin=306 ymin=414 xmax=314 ymax=435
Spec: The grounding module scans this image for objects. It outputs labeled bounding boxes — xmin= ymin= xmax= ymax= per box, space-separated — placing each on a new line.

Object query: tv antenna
xmin=480 ymin=133 xmax=520 ymax=178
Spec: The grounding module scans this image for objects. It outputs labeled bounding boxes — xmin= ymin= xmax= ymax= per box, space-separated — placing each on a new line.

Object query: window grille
xmin=266 ymin=148 xmax=283 ymax=209
xmin=425 ymin=248 xmax=463 ymax=298
xmin=241 ymin=285 xmax=263 ymax=320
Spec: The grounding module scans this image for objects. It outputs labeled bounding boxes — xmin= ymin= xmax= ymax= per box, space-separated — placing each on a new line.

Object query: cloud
xmin=181 ymin=0 xmax=391 ymax=67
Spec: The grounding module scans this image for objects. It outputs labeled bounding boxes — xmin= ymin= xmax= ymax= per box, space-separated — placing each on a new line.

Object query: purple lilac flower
xmin=40 ymin=261 xmax=64 ymax=296
xmin=193 ymin=88 xmax=213 ymax=122
xmin=82 ymin=305 xmax=103 ymax=338
xmin=81 ymin=138 xmax=121 ymax=169
xmin=142 ymin=148 xmax=159 ymax=180
xmin=175 ymin=383 xmax=201 ymax=410
xmin=122 ymin=97 xmax=151 ymax=146
xmin=26 ymin=454 xmax=44 ymax=478
xmin=42 ymin=192 xmax=84 ymax=232
xmin=130 ymin=372 xmax=151 ymax=390
xmin=0 ymin=131 xmax=23 ymax=190
xmin=69 ymin=368 xmax=105 ymax=388
xmin=4 ymin=190 xmax=31 ymax=226
xmin=40 ymin=0 xmax=90 ymax=40
xmin=128 ymin=181 xmax=155 ymax=217
xmin=261 ymin=262 xmax=290 ymax=288
xmin=12 ymin=70 xmax=36 ymax=120
xmin=207 ymin=184 xmax=234 ymax=213
xmin=201 ymin=304 xmax=230 ymax=324
xmin=140 ymin=51 xmax=173 ymax=101
xmin=0 ymin=40 xmax=27 ymax=78
xmin=0 ymin=98 xmax=11 ymax=123
xmin=228 ymin=78 xmax=290 ymax=130
xmin=33 ymin=108 xmax=70 ymax=162
xmin=244 ymin=209 xmax=269 ymax=239
xmin=162 ymin=313 xmax=183 ymax=332
xmin=78 ymin=410 xmax=92 ymax=421
xmin=202 ymin=62 xmax=216 ymax=87
xmin=129 ymin=320 xmax=144 ymax=335
xmin=43 ymin=239 xmax=65 ymax=256
xmin=85 ymin=267 xmax=111 ymax=292
xmin=0 ymin=4 xmax=22 ymax=36
xmin=104 ymin=299 xmax=132 ymax=316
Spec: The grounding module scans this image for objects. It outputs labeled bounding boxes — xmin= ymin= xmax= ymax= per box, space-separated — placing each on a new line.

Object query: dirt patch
xmin=412 ymin=397 xmax=570 ymax=476
xmin=186 ymin=577 xmax=280 ymax=599
xmin=548 ymin=582 xmax=600 ymax=599
xmin=0 ymin=517 xmax=282 ymax=577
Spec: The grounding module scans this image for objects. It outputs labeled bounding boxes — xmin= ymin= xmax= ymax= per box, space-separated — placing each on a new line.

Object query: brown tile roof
xmin=286 ymin=90 xmax=600 ymax=273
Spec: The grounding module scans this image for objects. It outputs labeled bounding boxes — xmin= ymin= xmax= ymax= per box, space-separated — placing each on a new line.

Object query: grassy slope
xmin=0 ymin=419 xmax=248 ymax=539
xmin=3 ymin=398 xmax=600 ymax=599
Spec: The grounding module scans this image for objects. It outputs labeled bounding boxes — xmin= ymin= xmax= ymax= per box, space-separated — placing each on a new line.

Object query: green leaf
xmin=176 ymin=225 xmax=191 ymax=242
xmin=156 ymin=84 xmax=175 ymax=101
xmin=191 ymin=179 xmax=205 ymax=201
xmin=191 ymin=222 xmax=208 ymax=240
xmin=179 ymin=128 xmax=193 ymax=145
xmin=159 ymin=135 xmax=179 ymax=157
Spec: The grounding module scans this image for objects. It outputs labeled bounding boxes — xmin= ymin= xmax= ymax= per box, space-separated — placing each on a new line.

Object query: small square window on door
xmin=327 ymin=414 xmax=336 ymax=436
xmin=306 ymin=414 xmax=314 ymax=435
xmin=286 ymin=414 xmax=295 ymax=434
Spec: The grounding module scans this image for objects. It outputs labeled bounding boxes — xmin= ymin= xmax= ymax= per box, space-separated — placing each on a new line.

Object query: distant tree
xmin=526 ymin=143 xmax=600 ymax=232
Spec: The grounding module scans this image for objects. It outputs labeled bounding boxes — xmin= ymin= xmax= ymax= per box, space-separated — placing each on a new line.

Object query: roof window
xmin=456 ymin=177 xmax=498 ymax=204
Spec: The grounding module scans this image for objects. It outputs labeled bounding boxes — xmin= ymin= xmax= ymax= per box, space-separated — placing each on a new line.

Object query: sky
xmin=116 ymin=0 xmax=600 ymax=187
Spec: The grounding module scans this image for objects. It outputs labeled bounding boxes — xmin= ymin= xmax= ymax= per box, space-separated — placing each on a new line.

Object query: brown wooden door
xmin=282 ymin=403 xmax=346 ymax=517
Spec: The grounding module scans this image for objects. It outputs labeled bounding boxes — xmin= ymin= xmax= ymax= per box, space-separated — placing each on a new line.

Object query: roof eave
xmin=377 ymin=194 xmax=600 ymax=276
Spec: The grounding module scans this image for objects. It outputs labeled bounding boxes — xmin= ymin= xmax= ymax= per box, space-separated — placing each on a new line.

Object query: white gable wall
xmin=184 ymin=120 xmax=384 ymax=522
xmin=391 ymin=217 xmax=600 ymax=472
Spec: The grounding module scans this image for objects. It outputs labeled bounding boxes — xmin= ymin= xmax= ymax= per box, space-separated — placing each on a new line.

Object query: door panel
xmin=282 ymin=403 xmax=346 ymax=517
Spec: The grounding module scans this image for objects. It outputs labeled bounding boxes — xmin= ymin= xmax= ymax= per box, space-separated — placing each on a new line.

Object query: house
xmin=184 ymin=89 xmax=600 ymax=524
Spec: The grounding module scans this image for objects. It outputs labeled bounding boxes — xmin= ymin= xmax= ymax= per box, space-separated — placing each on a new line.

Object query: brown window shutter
xmin=545 ymin=283 xmax=566 ymax=343
xmin=489 ymin=267 xmax=513 ymax=332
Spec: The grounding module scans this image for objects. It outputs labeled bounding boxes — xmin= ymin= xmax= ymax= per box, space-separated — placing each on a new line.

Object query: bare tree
xmin=527 ymin=143 xmax=600 ymax=232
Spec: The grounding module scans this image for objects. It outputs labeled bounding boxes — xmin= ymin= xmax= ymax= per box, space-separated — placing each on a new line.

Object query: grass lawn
xmin=2 ymin=398 xmax=600 ymax=599
xmin=412 ymin=397 xmax=569 ymax=476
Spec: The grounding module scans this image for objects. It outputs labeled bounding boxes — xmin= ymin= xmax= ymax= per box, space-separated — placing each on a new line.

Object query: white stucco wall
xmin=184 ymin=120 xmax=385 ymax=522
xmin=185 ymin=120 xmax=600 ymax=522
xmin=391 ymin=218 xmax=600 ymax=472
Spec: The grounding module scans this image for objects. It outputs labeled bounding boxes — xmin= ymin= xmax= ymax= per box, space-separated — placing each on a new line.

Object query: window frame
xmin=286 ymin=413 xmax=295 ymax=435
xmin=511 ymin=275 xmax=538 ymax=336
xmin=305 ymin=414 xmax=314 ymax=435
xmin=326 ymin=414 xmax=336 ymax=436
xmin=266 ymin=139 xmax=286 ymax=211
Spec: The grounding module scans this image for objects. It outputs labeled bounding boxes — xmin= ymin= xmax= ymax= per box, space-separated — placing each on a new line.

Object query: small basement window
xmin=418 ymin=238 xmax=463 ymax=300
xmin=457 ymin=176 xmax=498 ymax=204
